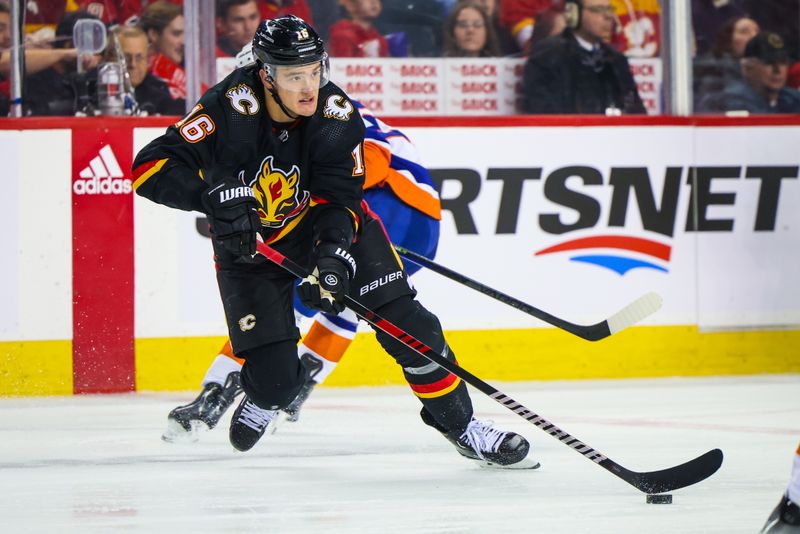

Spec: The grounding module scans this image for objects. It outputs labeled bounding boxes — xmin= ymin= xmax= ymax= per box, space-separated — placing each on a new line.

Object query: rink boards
xmin=1 ymin=116 xmax=798 ymax=395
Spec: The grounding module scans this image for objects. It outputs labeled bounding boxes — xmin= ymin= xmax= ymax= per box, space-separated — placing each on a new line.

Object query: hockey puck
xmin=646 ymin=494 xmax=673 ymax=504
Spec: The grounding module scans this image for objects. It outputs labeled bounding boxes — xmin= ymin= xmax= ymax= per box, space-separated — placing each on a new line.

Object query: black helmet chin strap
xmin=269 ymin=85 xmax=300 ymax=120
xmin=263 ymin=66 xmax=300 ymax=120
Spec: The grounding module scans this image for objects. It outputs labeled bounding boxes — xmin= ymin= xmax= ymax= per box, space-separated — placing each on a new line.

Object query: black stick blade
xmin=602 ymin=448 xmax=724 ymax=494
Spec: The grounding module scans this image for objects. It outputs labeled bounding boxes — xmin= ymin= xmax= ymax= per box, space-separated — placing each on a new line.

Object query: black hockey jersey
xmin=132 ymin=67 xmax=366 ymax=251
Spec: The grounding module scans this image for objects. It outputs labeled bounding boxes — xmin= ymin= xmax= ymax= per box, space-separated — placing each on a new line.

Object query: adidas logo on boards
xmin=73 ymin=145 xmax=133 ymax=195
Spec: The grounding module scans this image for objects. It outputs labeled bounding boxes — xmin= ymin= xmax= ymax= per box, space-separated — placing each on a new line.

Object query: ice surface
xmin=0 ymin=375 xmax=797 ymax=533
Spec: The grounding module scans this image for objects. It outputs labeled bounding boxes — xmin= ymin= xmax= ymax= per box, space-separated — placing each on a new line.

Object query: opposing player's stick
xmin=393 ymin=244 xmax=661 ymax=342
xmin=256 ymin=240 xmax=723 ymax=494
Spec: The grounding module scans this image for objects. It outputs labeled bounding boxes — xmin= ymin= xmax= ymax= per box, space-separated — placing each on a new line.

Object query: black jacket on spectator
xmin=693 ymin=53 xmax=742 ymax=109
xmin=136 ymin=73 xmax=184 ymax=116
xmin=697 ymin=78 xmax=800 ymax=114
xmin=523 ymin=29 xmax=645 ymax=115
xmin=24 ymin=68 xmax=82 ymax=116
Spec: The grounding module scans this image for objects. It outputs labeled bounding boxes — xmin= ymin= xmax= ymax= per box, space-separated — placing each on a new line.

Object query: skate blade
xmin=283 ymin=411 xmax=300 ymax=423
xmin=161 ymin=418 xmax=210 ymax=443
xmin=476 ymin=456 xmax=541 ymax=470
xmin=266 ymin=411 xmax=289 ymax=435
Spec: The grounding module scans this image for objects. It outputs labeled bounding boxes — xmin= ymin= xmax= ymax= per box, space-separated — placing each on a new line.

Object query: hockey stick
xmin=393 ymin=244 xmax=662 ymax=342
xmin=256 ymin=240 xmax=723 ymax=494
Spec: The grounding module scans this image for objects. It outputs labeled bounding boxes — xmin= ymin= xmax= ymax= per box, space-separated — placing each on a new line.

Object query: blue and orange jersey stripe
xmin=355 ymin=101 xmax=441 ymax=220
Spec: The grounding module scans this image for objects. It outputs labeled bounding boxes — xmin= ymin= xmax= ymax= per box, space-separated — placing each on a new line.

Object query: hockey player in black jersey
xmin=132 ymin=15 xmax=538 ymax=469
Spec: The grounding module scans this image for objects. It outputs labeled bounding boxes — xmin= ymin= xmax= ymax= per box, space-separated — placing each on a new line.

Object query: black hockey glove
xmin=297 ymin=243 xmax=357 ymax=314
xmin=200 ymin=180 xmax=261 ymax=256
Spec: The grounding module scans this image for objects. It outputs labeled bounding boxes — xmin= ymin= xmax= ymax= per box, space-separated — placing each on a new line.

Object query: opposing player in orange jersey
xmin=162 ymin=99 xmax=442 ymax=441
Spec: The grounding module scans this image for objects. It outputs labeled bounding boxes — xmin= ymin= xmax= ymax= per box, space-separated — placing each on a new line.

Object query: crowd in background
xmin=0 ymin=0 xmax=799 ymax=115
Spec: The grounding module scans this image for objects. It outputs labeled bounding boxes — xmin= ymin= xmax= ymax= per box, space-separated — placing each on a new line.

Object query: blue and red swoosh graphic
xmin=535 ymin=235 xmax=671 ymax=275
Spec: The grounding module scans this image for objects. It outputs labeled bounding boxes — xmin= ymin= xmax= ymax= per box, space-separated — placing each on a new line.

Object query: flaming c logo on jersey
xmin=323 ymin=95 xmax=354 ymax=121
xmin=250 ymin=156 xmax=310 ymax=228
xmin=226 ymin=84 xmax=260 ymax=115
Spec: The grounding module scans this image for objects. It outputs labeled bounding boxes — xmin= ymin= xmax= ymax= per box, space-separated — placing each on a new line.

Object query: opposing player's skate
xmin=421 ymin=408 xmax=540 ymax=469
xmin=762 ymin=493 xmax=800 ymax=533
xmin=229 ymin=396 xmax=280 ymax=452
xmin=281 ymin=378 xmax=316 ymax=423
xmin=162 ymin=371 xmax=243 ymax=442
xmin=273 ymin=352 xmax=322 ymax=428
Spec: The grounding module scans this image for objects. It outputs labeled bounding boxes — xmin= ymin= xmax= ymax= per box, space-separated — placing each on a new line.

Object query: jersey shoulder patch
xmin=226 ymin=83 xmax=260 ymax=115
xmin=322 ymin=94 xmax=355 ymax=121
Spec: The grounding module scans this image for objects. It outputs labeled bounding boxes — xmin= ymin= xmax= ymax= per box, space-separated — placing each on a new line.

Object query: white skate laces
xmin=460 ymin=418 xmax=507 ymax=460
xmin=237 ymin=399 xmax=278 ymax=432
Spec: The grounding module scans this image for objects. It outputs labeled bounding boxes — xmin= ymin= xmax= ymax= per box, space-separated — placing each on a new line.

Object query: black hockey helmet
xmin=252 ymin=15 xmax=330 ymax=92
xmin=253 ymin=15 xmax=326 ymax=65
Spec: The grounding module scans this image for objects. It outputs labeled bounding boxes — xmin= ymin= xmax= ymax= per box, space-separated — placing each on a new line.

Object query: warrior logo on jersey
xmin=249 ymin=156 xmax=310 ymax=228
xmin=226 ymin=84 xmax=260 ymax=115
xmin=323 ymin=95 xmax=354 ymax=121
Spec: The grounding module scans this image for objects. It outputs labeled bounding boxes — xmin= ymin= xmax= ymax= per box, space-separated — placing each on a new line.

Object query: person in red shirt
xmin=328 ymin=0 xmax=389 ymax=57
xmin=216 ymin=0 xmax=261 ymax=57
xmin=139 ymin=1 xmax=186 ymax=102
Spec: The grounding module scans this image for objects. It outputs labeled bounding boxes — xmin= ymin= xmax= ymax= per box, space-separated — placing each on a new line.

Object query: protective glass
xmin=266 ymin=55 xmax=331 ymax=92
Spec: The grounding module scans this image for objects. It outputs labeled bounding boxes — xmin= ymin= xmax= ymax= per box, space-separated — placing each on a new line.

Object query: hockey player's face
xmin=272 ymin=63 xmax=323 ymax=116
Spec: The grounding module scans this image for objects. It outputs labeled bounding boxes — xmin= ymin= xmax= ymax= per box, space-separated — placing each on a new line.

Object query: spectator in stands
xmin=712 ymin=14 xmax=760 ymax=59
xmin=24 ymin=11 xmax=103 ymax=115
xmin=529 ymin=7 xmax=566 ymax=51
xmin=610 ymin=0 xmax=660 ymax=58
xmin=693 ymin=15 xmax=759 ymax=106
xmin=697 ymin=31 xmax=800 ymax=114
xmin=139 ymin=1 xmax=186 ymax=102
xmin=328 ymin=0 xmax=390 ymax=57
xmin=498 ymin=0 xmax=557 ymax=53
xmin=0 ymin=3 xmax=101 ymax=79
xmin=115 ymin=25 xmax=183 ymax=115
xmin=216 ymin=0 xmax=261 ymax=57
xmin=742 ymin=0 xmax=799 ymax=61
xmin=523 ymin=0 xmax=645 ymax=114
xmin=141 ymin=1 xmax=184 ymax=66
xmin=442 ymin=2 xmax=501 ymax=57
xmin=472 ymin=0 xmax=518 ymax=55
xmin=692 ymin=0 xmax=746 ymax=57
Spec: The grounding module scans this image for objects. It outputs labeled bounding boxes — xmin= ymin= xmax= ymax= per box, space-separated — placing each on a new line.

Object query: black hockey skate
xmin=421 ymin=407 xmax=540 ymax=469
xmin=761 ymin=494 xmax=800 ymax=533
xmin=229 ymin=396 xmax=280 ymax=452
xmin=162 ymin=372 xmax=243 ymax=443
